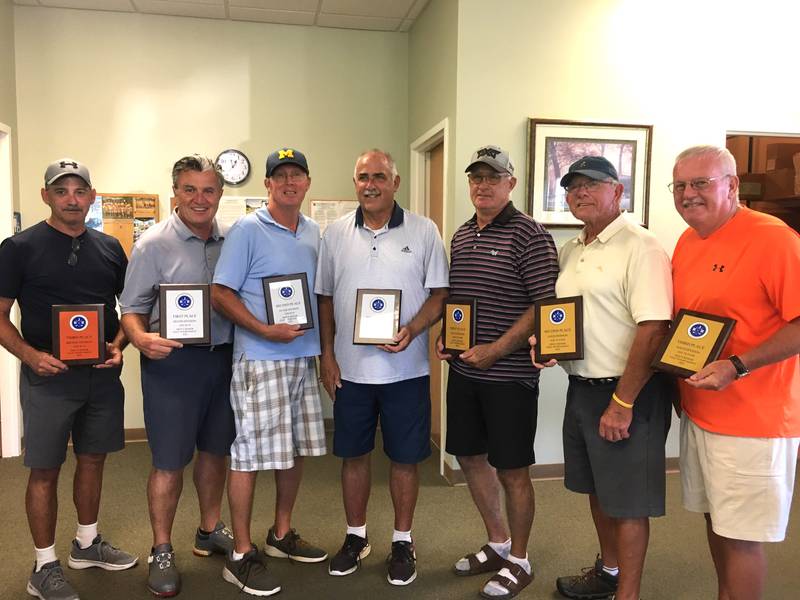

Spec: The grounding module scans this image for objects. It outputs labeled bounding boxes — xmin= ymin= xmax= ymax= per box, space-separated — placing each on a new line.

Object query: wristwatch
xmin=728 ymin=355 xmax=750 ymax=379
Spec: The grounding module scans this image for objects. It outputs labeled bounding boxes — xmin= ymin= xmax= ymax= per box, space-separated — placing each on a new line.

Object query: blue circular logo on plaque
xmin=371 ymin=298 xmax=385 ymax=312
xmin=176 ymin=294 xmax=193 ymax=310
xmin=70 ymin=315 xmax=88 ymax=331
xmin=688 ymin=322 xmax=708 ymax=339
xmin=453 ymin=308 xmax=464 ymax=323
xmin=280 ymin=286 xmax=294 ymax=298
xmin=549 ymin=308 xmax=566 ymax=324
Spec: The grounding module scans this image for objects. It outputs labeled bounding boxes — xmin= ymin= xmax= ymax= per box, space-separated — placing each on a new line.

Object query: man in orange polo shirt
xmin=670 ymin=145 xmax=800 ymax=600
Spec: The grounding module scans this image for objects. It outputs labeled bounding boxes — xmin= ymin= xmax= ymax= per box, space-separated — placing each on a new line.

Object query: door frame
xmin=409 ymin=118 xmax=450 ymax=477
xmin=0 ymin=122 xmax=22 ymax=458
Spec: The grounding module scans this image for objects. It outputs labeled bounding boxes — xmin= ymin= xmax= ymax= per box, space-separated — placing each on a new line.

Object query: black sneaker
xmin=147 ymin=543 xmax=180 ymax=598
xmin=222 ymin=546 xmax=281 ymax=597
xmin=328 ymin=534 xmax=371 ymax=576
xmin=556 ymin=555 xmax=618 ymax=599
xmin=386 ymin=540 xmax=416 ymax=586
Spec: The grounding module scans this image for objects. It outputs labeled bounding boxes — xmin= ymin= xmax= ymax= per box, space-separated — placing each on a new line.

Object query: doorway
xmin=410 ymin=119 xmax=449 ymax=476
xmin=0 ymin=122 xmax=22 ymax=458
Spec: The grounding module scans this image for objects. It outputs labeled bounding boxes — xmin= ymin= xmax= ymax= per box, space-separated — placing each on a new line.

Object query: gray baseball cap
xmin=465 ymin=145 xmax=515 ymax=176
xmin=44 ymin=158 xmax=92 ymax=187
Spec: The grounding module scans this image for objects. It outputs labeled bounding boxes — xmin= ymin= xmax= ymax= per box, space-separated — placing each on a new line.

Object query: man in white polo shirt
xmin=316 ymin=149 xmax=449 ymax=587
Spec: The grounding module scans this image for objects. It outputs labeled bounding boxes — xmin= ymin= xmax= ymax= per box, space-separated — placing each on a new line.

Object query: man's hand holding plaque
xmin=651 ymin=309 xmax=736 ymax=378
xmin=159 ymin=283 xmax=211 ymax=345
xmin=353 ymin=289 xmax=402 ymax=345
xmin=52 ymin=304 xmax=106 ymax=365
xmin=262 ymin=273 xmax=314 ymax=330
xmin=533 ymin=296 xmax=584 ymax=362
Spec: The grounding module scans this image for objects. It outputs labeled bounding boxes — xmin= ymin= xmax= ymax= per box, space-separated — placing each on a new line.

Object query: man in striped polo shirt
xmin=437 ymin=145 xmax=558 ymax=599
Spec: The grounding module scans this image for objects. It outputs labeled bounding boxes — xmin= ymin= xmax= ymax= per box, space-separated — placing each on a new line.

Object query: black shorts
xmin=445 ymin=369 xmax=538 ymax=470
xmin=563 ymin=373 xmax=672 ymax=518
xmin=142 ymin=345 xmax=235 ymax=471
xmin=20 ymin=364 xmax=125 ymax=469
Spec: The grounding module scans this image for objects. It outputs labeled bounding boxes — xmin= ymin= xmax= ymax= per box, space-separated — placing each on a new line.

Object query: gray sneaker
xmin=67 ymin=535 xmax=138 ymax=571
xmin=222 ymin=545 xmax=281 ymax=596
xmin=147 ymin=543 xmax=180 ymax=598
xmin=27 ymin=560 xmax=79 ymax=600
xmin=264 ymin=527 xmax=328 ymax=563
xmin=193 ymin=522 xmax=234 ymax=557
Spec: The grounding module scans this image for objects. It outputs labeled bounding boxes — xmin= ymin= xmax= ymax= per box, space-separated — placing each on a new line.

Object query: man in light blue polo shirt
xmin=316 ymin=149 xmax=449 ymax=586
xmin=212 ymin=148 xmax=326 ymax=596
xmin=121 ymin=155 xmax=236 ymax=597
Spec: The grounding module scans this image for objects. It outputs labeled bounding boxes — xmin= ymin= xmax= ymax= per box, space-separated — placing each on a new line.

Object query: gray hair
xmin=354 ymin=149 xmax=399 ymax=178
xmin=674 ymin=145 xmax=737 ymax=175
xmin=171 ymin=155 xmax=224 ymax=189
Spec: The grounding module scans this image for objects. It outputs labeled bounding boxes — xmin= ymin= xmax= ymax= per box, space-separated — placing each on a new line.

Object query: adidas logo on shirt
xmin=401 ymin=246 xmax=412 ymax=253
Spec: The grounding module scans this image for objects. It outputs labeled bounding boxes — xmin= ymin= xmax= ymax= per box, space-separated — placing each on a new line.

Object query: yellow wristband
xmin=612 ymin=392 xmax=633 ymax=409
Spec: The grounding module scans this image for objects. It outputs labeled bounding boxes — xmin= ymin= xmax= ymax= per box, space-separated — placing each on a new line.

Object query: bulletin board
xmin=85 ymin=193 xmax=159 ymax=256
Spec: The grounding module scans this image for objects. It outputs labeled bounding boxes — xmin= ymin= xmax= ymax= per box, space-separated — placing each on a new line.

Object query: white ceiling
xmin=12 ymin=0 xmax=430 ymax=32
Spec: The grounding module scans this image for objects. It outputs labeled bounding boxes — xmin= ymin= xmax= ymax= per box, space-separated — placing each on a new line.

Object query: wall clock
xmin=215 ymin=149 xmax=251 ymax=185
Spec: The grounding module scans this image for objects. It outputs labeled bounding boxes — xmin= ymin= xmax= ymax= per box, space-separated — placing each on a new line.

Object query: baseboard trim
xmin=443 ymin=456 xmax=683 ymax=486
xmin=124 ymin=428 xmax=147 ymax=442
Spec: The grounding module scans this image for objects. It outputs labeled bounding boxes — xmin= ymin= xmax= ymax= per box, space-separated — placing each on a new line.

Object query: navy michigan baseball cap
xmin=265 ymin=148 xmax=309 ymax=177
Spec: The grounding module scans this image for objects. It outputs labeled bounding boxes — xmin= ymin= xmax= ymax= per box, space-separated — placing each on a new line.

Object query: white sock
xmin=35 ymin=544 xmax=57 ymax=572
xmin=482 ymin=553 xmax=531 ymax=596
xmin=76 ymin=522 xmax=98 ymax=549
xmin=392 ymin=529 xmax=412 ymax=543
xmin=346 ymin=524 xmax=367 ymax=539
xmin=232 ymin=550 xmax=245 ymax=561
xmin=455 ymin=538 xmax=510 ymax=571
xmin=505 ymin=552 xmax=531 ymax=574
xmin=602 ymin=564 xmax=620 ymax=577
xmin=488 ymin=538 xmax=511 ymax=558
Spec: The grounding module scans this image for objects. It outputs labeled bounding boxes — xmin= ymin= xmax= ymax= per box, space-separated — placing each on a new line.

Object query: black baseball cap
xmin=560 ymin=156 xmax=618 ymax=188
xmin=265 ymin=148 xmax=309 ymax=177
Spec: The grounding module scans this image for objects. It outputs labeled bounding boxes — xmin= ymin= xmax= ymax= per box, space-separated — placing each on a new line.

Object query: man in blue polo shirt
xmin=316 ymin=149 xmax=449 ymax=586
xmin=212 ymin=148 xmax=326 ymax=596
xmin=120 ymin=155 xmax=236 ymax=597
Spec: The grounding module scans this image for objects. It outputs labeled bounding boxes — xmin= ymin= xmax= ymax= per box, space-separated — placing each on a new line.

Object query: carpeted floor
xmin=1 ymin=440 xmax=798 ymax=599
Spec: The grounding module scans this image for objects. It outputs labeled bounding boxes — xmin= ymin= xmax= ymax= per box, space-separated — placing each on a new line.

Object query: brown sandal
xmin=453 ymin=544 xmax=506 ymax=576
xmin=478 ymin=561 xmax=533 ymax=599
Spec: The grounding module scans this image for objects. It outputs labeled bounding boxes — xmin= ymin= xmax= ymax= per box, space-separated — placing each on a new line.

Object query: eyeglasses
xmin=67 ymin=237 xmax=81 ymax=267
xmin=564 ymin=180 xmax=614 ymax=194
xmin=271 ymin=172 xmax=307 ymax=184
xmin=668 ymin=175 xmax=731 ymax=194
xmin=467 ymin=172 xmax=508 ymax=185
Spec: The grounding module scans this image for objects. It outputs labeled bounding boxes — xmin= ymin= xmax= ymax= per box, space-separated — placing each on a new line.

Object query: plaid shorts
xmin=230 ymin=356 xmax=326 ymax=471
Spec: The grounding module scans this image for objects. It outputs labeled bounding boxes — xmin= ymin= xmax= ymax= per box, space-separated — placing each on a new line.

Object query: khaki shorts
xmin=680 ymin=415 xmax=800 ymax=542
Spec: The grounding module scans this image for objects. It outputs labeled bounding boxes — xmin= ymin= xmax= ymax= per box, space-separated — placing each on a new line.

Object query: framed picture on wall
xmin=526 ymin=119 xmax=653 ymax=227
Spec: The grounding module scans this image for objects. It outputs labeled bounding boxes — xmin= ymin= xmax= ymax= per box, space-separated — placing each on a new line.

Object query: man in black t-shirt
xmin=0 ymin=159 xmax=137 ymax=600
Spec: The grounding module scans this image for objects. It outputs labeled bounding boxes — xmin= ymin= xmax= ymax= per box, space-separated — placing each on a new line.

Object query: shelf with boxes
xmin=728 ymin=136 xmax=800 ymax=232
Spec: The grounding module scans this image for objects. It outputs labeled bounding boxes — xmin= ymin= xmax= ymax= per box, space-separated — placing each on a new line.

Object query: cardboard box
xmin=738 ymin=173 xmax=765 ymax=200
xmin=763 ymin=168 xmax=798 ymax=200
xmin=765 ymin=143 xmax=800 ymax=170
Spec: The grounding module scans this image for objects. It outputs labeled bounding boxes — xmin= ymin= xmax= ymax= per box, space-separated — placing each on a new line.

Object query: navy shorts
xmin=142 ymin=345 xmax=235 ymax=471
xmin=445 ymin=368 xmax=538 ymax=470
xmin=333 ymin=376 xmax=431 ymax=464
xmin=20 ymin=364 xmax=125 ymax=469
xmin=563 ymin=373 xmax=673 ymax=518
